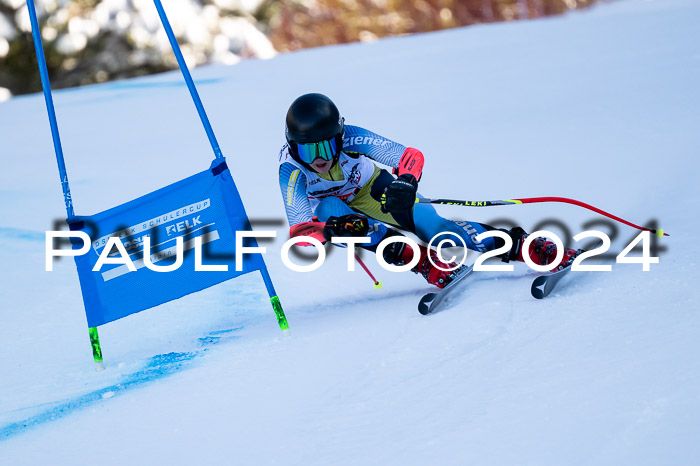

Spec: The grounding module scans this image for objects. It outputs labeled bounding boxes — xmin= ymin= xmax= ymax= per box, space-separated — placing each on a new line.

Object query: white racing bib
xmin=279 ymin=148 xmax=376 ymax=211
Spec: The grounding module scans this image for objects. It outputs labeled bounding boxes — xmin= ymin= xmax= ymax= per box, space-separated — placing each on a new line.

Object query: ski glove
xmin=323 ymin=214 xmax=370 ymax=241
xmin=290 ymin=219 xmax=327 ymax=246
xmin=381 ymin=174 xmax=418 ymax=214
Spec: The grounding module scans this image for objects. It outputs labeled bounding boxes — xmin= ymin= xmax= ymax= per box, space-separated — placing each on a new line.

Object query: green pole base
xmin=89 ymin=327 xmax=105 ymax=371
xmin=270 ymin=296 xmax=289 ymax=333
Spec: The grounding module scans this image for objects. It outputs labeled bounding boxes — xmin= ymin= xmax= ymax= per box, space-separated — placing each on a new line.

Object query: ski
xmin=420 ymin=245 xmax=593 ymax=310
xmin=530 ymin=266 xmax=572 ymax=299
xmin=418 ymin=264 xmax=475 ymax=315
xmin=530 ymin=242 xmax=600 ymax=299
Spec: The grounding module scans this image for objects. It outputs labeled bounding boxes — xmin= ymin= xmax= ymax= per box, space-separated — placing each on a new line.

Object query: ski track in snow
xmin=0 ymin=325 xmax=244 ymax=441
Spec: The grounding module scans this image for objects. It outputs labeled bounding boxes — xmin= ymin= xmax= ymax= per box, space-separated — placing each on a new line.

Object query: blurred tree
xmin=256 ymin=0 xmax=605 ymax=51
xmin=0 ymin=0 xmax=605 ymax=99
xmin=0 ymin=0 xmax=275 ymax=97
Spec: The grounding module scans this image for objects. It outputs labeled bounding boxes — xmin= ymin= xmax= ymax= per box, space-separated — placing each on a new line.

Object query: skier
xmin=278 ymin=93 xmax=578 ymax=288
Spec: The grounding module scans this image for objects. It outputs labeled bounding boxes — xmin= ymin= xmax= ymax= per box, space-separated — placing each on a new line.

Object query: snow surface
xmin=1 ymin=0 xmax=699 ymax=464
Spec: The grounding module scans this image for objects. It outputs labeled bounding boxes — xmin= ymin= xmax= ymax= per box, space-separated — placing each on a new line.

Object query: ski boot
xmin=501 ymin=227 xmax=582 ymax=271
xmin=383 ymin=240 xmax=460 ymax=288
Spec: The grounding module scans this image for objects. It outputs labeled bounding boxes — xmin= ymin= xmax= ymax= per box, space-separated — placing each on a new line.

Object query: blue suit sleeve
xmin=343 ymin=125 xmax=406 ymax=169
xmin=279 ymin=162 xmax=314 ymax=226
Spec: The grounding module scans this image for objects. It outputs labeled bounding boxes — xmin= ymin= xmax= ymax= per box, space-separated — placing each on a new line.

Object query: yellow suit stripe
xmin=286 ymin=169 xmax=300 ymax=206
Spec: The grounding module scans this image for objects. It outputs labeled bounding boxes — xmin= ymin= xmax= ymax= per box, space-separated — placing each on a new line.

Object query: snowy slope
xmin=1 ymin=0 xmax=699 ymax=464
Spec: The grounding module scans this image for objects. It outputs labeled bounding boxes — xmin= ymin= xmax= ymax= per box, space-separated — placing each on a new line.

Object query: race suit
xmin=278 ymin=125 xmax=496 ymax=252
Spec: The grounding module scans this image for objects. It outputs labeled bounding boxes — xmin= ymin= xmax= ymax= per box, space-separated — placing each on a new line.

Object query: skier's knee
xmin=497 ymin=226 xmax=527 ymax=263
xmin=323 ymin=214 xmax=370 ymax=241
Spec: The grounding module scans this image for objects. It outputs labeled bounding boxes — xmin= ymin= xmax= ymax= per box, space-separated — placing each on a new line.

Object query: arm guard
xmin=394 ymin=147 xmax=424 ymax=181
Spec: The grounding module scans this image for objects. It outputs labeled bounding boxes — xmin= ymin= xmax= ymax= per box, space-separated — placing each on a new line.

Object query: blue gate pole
xmin=152 ymin=0 xmax=223 ymax=160
xmin=153 ymin=0 xmax=289 ymax=333
xmin=26 ymin=0 xmax=104 ymax=370
xmin=26 ymin=0 xmax=74 ymax=219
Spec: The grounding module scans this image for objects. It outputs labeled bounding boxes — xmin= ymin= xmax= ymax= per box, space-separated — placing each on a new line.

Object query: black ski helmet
xmin=285 ymin=93 xmax=344 ymax=165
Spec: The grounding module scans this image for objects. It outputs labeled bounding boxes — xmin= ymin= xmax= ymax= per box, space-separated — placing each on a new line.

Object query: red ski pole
xmin=417 ymin=196 xmax=669 ymax=237
xmin=290 ymin=220 xmax=384 ymax=288
xmin=354 ymin=253 xmax=383 ymax=289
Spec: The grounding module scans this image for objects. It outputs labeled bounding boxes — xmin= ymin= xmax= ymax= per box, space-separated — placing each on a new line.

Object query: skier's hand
xmin=381 ymin=174 xmax=418 ymax=213
xmin=290 ymin=220 xmax=327 ymax=245
xmin=323 ymin=214 xmax=370 ymax=241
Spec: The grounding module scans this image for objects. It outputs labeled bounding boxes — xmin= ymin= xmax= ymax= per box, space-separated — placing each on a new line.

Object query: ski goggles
xmin=293 ymin=137 xmax=339 ymax=165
